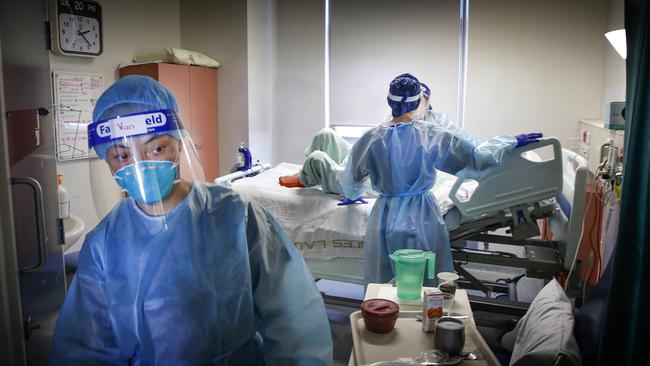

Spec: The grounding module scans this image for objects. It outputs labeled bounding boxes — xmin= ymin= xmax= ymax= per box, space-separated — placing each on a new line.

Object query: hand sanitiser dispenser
xmin=235 ymin=143 xmax=252 ymax=172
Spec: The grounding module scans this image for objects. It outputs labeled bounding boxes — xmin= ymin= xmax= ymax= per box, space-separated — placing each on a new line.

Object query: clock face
xmin=54 ymin=0 xmax=102 ymax=56
xmin=59 ymin=14 xmax=101 ymax=54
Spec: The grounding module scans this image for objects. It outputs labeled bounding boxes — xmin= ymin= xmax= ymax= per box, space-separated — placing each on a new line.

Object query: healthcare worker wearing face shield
xmin=51 ymin=75 xmax=333 ymax=365
xmin=339 ymin=73 xmax=542 ymax=285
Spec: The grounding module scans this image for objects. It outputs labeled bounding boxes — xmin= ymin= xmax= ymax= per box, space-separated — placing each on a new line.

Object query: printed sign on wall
xmin=52 ymin=71 xmax=103 ymax=160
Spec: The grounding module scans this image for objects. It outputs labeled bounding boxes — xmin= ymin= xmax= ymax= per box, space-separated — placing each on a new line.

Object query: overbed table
xmin=347 ymin=283 xmax=500 ymax=366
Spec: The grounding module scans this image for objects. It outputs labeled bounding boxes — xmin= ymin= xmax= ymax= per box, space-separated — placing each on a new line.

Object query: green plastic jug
xmin=389 ymin=249 xmax=436 ymax=301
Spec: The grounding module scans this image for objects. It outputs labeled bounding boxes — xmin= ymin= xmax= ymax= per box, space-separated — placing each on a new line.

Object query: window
xmin=328 ymin=0 xmax=467 ymax=127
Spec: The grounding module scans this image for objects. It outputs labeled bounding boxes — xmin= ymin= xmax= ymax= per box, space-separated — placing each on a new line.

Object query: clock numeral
xmin=62 ymin=29 xmax=66 ymax=34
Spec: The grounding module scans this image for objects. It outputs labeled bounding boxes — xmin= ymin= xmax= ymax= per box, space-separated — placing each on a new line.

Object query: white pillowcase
xmin=507 ymin=279 xmax=582 ymax=366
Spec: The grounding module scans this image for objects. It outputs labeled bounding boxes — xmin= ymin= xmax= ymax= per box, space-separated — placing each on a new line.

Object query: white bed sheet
xmin=231 ymin=163 xmax=465 ymax=260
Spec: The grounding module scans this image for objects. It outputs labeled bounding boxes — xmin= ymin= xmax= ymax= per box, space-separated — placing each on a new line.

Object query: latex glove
xmin=337 ymin=197 xmax=368 ymax=206
xmin=515 ymin=133 xmax=543 ymax=147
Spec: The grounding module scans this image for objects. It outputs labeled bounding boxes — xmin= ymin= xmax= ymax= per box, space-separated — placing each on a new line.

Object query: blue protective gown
xmin=52 ymin=183 xmax=333 ymax=366
xmin=339 ymin=113 xmax=517 ymax=284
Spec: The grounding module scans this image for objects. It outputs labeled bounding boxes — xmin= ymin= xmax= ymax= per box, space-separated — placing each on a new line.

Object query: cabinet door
xmin=119 ymin=63 xmax=191 ymax=131
xmin=189 ymin=66 xmax=218 ymax=181
xmin=157 ymin=64 xmax=192 ymax=132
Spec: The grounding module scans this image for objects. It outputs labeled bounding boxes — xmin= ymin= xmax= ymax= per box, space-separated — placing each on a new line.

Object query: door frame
xmin=0 ymin=35 xmax=28 ymax=366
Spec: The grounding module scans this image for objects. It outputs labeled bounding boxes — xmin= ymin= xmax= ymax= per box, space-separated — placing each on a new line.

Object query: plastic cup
xmin=437 ymin=272 xmax=459 ymax=308
xmin=437 ymin=272 xmax=459 ymax=288
xmin=438 ymin=272 xmax=459 ymax=291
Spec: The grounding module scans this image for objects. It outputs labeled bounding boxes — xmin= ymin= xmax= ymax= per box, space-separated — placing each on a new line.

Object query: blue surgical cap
xmin=92 ymin=75 xmax=184 ymax=160
xmin=387 ymin=73 xmax=424 ymax=117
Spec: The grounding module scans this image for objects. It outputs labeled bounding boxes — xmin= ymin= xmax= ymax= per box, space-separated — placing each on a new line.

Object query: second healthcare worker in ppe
xmin=339 ymin=73 xmax=542 ymax=285
xmin=51 ymin=75 xmax=333 ymax=365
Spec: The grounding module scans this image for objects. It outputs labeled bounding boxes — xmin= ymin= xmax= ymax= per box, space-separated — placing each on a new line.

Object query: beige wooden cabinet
xmin=118 ymin=63 xmax=219 ymax=181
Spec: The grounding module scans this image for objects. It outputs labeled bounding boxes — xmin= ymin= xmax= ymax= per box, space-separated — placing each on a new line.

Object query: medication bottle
xmin=57 ymin=174 xmax=70 ymax=219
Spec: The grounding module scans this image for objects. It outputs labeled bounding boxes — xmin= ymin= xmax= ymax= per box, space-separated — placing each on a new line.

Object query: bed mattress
xmin=230 ymin=163 xmax=465 ymax=260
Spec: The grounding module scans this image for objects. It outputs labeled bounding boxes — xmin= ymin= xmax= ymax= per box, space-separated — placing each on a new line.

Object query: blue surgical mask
xmin=114 ymin=161 xmax=179 ymax=205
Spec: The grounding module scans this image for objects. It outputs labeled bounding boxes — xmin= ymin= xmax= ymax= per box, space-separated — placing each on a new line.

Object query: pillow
xmin=508 ymin=279 xmax=582 ymax=366
xmin=132 ymin=48 xmax=221 ymax=68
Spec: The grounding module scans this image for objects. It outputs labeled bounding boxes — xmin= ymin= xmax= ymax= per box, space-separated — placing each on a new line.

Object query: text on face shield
xmin=97 ymin=112 xmax=168 ymax=139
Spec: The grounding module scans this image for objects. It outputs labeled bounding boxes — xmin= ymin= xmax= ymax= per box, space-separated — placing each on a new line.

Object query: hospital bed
xmin=223 ymin=160 xmax=473 ymax=284
xmin=220 ymin=138 xmax=585 ymax=296
xmin=455 ymin=147 xmax=588 ymax=322
xmin=447 ymin=145 xmax=588 ymax=313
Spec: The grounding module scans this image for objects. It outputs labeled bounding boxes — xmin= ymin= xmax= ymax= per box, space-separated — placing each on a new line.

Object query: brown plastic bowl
xmin=361 ymin=299 xmax=399 ymax=333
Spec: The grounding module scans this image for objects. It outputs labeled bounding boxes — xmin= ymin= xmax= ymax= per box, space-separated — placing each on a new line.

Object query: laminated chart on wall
xmin=52 ymin=71 xmax=103 ymax=160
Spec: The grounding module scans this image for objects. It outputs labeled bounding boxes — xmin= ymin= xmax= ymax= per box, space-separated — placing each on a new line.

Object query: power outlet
xmin=580 ymin=145 xmax=590 ymax=159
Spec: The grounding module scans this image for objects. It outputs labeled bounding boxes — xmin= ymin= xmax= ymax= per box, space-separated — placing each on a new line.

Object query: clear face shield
xmin=88 ymin=107 xmax=205 ymax=219
xmin=413 ymin=95 xmax=431 ymax=121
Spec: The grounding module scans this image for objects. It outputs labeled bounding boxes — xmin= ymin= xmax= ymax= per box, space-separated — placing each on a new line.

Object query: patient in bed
xmin=278 ymin=127 xmax=352 ymax=194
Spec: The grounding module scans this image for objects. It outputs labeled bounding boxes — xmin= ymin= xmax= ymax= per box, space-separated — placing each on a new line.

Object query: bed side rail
xmin=551 ymin=149 xmax=588 ymax=271
xmin=450 ymin=138 xmax=563 ymax=219
xmin=214 ymin=163 xmax=271 ymax=187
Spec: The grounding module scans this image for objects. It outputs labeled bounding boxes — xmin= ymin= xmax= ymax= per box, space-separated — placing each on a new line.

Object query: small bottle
xmin=57 ymin=174 xmax=70 ymax=219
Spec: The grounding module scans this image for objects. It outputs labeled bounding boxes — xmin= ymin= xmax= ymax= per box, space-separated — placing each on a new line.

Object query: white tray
xmin=350 ymin=311 xmax=500 ymax=366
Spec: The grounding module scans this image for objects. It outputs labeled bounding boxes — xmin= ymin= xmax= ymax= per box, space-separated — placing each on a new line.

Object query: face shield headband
xmin=88 ymin=108 xmax=182 ymax=149
xmin=88 ymin=109 xmax=183 ymax=205
xmin=387 ymin=84 xmax=430 ymax=119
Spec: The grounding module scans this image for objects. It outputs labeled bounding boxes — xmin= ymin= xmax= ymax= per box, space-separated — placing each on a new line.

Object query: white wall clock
xmin=49 ymin=0 xmax=103 ymax=57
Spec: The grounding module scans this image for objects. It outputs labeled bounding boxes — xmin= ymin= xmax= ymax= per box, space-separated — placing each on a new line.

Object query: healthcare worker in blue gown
xmin=51 ymin=75 xmax=333 ymax=365
xmin=339 ymin=73 xmax=542 ymax=285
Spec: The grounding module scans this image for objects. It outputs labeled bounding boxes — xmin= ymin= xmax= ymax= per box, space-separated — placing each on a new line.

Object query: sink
xmin=63 ymin=214 xmax=85 ymax=252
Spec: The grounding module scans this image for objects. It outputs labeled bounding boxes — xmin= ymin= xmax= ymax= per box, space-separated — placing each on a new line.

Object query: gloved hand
xmin=337 ymin=197 xmax=368 ymax=206
xmin=515 ymin=133 xmax=543 ymax=147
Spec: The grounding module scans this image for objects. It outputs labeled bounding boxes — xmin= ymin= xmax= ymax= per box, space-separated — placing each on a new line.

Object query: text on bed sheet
xmin=294 ymin=239 xmax=364 ymax=250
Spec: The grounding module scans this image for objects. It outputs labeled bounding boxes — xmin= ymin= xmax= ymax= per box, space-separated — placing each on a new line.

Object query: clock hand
xmin=79 ymin=32 xmax=92 ymax=47
xmin=78 ymin=30 xmax=91 ymax=36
